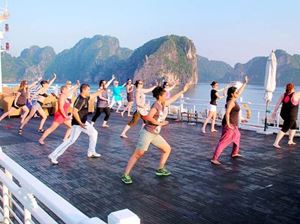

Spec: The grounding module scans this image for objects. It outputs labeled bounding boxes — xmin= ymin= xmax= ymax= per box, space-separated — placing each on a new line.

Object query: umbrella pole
xmin=264 ymin=100 xmax=269 ymax=131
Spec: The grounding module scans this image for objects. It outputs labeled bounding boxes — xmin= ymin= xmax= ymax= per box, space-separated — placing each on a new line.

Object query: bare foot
xmin=39 ymin=139 xmax=45 ymax=145
xmin=210 ymin=159 xmax=221 ymax=165
xmin=288 ymin=141 xmax=296 ymax=146
xmin=273 ymin=144 xmax=281 ymax=149
xmin=232 ymin=154 xmax=243 ymax=158
xmin=211 ymin=129 xmax=218 ymax=133
xmin=128 ymin=115 xmax=132 ymax=117
xmin=121 ymin=112 xmax=124 ymax=117
xmin=102 ymin=124 xmax=109 ymax=128
xmin=201 ymin=128 xmax=206 ymax=133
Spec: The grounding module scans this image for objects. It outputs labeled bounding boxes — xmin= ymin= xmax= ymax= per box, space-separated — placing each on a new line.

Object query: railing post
xmin=24 ymin=209 xmax=32 ymax=224
xmin=108 ymin=209 xmax=140 ymax=224
xmin=2 ymin=169 xmax=12 ymax=224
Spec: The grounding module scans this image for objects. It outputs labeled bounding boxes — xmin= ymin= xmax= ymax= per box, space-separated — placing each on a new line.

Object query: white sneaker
xmin=87 ymin=152 xmax=101 ymax=158
xmin=48 ymin=155 xmax=58 ymax=165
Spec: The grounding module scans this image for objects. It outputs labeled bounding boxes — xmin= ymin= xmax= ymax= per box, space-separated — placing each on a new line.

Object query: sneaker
xmin=18 ymin=128 xmax=23 ymax=135
xmin=48 ymin=155 xmax=58 ymax=165
xmin=121 ymin=174 xmax=133 ymax=184
xmin=87 ymin=152 xmax=101 ymax=158
xmin=120 ymin=134 xmax=128 ymax=139
xmin=155 ymin=168 xmax=171 ymax=176
xmin=38 ymin=129 xmax=45 ymax=133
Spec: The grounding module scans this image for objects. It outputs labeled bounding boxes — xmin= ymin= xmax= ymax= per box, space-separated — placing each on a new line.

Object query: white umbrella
xmin=263 ymin=50 xmax=277 ymax=131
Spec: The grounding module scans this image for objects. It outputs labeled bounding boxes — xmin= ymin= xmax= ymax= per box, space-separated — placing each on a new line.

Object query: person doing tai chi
xmin=38 ymin=85 xmax=77 ymax=145
xmin=0 ymin=78 xmax=41 ymax=124
xmin=19 ymin=73 xmax=57 ymax=135
xmin=211 ymin=76 xmax=248 ymax=165
xmin=109 ymin=79 xmax=125 ymax=113
xmin=202 ymin=81 xmax=226 ymax=133
xmin=121 ymin=82 xmax=191 ymax=184
xmin=120 ymin=80 xmax=157 ymax=138
xmin=91 ymin=75 xmax=115 ymax=128
xmin=272 ymin=83 xmax=300 ymax=148
xmin=48 ymin=84 xmax=103 ymax=165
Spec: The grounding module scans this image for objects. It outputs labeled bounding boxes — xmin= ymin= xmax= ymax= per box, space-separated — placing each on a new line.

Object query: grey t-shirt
xmin=97 ymin=90 xmax=109 ymax=108
xmin=144 ymin=101 xmax=167 ymax=134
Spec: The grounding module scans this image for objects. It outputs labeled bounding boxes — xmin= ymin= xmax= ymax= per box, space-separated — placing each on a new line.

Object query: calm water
xmin=4 ymin=82 xmax=298 ymax=113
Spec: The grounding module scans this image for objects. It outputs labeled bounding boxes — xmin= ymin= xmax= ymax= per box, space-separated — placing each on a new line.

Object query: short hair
xmin=152 ymin=86 xmax=166 ymax=100
xmin=60 ymin=85 xmax=67 ymax=93
xmin=285 ymin=83 xmax=295 ymax=94
xmin=80 ymin=83 xmax=90 ymax=93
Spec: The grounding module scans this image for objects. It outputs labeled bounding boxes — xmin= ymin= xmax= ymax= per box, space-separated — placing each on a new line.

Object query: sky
xmin=2 ymin=0 xmax=300 ymax=66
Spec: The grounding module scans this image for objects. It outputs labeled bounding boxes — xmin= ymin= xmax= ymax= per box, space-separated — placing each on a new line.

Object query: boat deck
xmin=0 ymin=113 xmax=299 ymax=224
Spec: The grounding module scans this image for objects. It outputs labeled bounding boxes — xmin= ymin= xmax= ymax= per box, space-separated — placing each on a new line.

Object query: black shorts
xmin=281 ymin=119 xmax=297 ymax=133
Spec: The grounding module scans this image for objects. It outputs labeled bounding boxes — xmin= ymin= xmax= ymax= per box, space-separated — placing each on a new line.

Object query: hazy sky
xmin=3 ymin=0 xmax=300 ymax=65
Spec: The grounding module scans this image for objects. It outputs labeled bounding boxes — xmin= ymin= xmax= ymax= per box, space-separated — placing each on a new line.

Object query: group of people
xmin=202 ymin=77 xmax=299 ymax=165
xmin=0 ymin=74 xmax=299 ymax=184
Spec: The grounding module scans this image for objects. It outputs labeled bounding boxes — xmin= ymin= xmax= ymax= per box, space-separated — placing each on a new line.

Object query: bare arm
xmin=28 ymin=77 xmax=42 ymax=89
xmin=236 ymin=76 xmax=248 ymax=98
xmin=295 ymin=91 xmax=300 ymax=99
xmin=13 ymin=92 xmax=21 ymax=107
xmin=215 ymin=92 xmax=224 ymax=99
xmin=271 ymin=94 xmax=284 ymax=118
xmin=225 ymin=100 xmax=235 ymax=128
xmin=143 ymin=107 xmax=168 ymax=126
xmin=142 ymin=85 xmax=157 ymax=94
xmin=90 ymin=90 xmax=102 ymax=99
xmin=105 ymin=75 xmax=115 ymax=89
xmin=59 ymin=94 xmax=68 ymax=119
xmin=165 ymin=82 xmax=191 ymax=106
xmin=48 ymin=73 xmax=57 ymax=87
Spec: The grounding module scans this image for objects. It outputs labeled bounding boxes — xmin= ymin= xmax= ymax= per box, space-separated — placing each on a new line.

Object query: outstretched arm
xmin=105 ymin=74 xmax=115 ymax=89
xmin=28 ymin=77 xmax=42 ymax=89
xmin=165 ymin=82 xmax=191 ymax=106
xmin=90 ymin=89 xmax=102 ymax=99
xmin=142 ymin=85 xmax=157 ymax=94
xmin=48 ymin=73 xmax=57 ymax=86
xmin=236 ymin=76 xmax=248 ymax=98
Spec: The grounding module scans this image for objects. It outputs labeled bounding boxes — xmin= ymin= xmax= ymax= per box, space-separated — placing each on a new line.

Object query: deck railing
xmin=0 ymin=148 xmax=140 ymax=224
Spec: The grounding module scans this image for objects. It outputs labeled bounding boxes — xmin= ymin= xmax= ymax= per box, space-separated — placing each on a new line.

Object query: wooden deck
xmin=0 ymin=113 xmax=299 ymax=224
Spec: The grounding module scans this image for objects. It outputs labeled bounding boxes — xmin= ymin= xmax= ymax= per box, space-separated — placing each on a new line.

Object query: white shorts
xmin=208 ymin=104 xmax=217 ymax=112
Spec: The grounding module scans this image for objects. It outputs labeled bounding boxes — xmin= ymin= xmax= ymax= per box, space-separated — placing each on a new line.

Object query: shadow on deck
xmin=0 ymin=113 xmax=299 ymax=224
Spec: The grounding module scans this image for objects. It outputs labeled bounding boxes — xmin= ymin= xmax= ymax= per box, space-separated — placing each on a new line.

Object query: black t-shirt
xmin=72 ymin=95 xmax=90 ymax=126
xmin=210 ymin=89 xmax=218 ymax=105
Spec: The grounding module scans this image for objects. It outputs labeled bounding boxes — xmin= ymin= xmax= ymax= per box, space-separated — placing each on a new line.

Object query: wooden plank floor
xmin=0 ymin=113 xmax=299 ymax=224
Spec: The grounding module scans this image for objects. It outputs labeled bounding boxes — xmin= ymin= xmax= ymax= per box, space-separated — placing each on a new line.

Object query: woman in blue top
xmin=109 ymin=80 xmax=125 ymax=113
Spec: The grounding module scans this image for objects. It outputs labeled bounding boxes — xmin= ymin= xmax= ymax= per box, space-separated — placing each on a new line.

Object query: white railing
xmin=0 ymin=148 xmax=140 ymax=224
xmin=143 ymin=95 xmax=300 ymax=134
